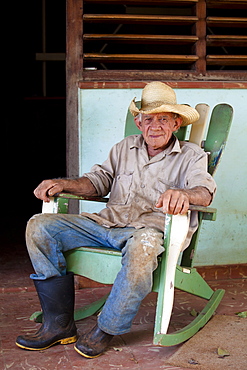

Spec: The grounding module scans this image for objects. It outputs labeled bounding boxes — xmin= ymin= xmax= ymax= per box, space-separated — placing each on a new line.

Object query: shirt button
xmin=141 ymin=184 xmax=145 ymax=188
xmin=124 ymin=214 xmax=128 ymax=218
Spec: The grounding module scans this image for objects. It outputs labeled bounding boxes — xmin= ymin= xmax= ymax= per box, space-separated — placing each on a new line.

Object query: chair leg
xmin=153 ymin=289 xmax=225 ymax=346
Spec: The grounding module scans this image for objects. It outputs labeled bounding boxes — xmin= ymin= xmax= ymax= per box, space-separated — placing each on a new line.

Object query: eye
xmin=160 ymin=117 xmax=168 ymax=123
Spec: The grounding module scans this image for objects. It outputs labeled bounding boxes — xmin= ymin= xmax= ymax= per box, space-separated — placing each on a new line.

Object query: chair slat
xmin=204 ymin=104 xmax=233 ymax=176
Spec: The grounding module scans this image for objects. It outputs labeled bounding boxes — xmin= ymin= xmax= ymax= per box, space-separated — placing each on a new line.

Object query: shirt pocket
xmin=109 ymin=171 xmax=134 ymax=205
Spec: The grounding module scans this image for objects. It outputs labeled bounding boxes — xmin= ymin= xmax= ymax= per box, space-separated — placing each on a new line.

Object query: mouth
xmin=149 ymin=134 xmax=163 ymax=139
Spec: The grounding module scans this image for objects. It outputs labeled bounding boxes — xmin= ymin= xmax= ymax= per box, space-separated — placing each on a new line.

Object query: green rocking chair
xmin=40 ymin=102 xmax=233 ymax=346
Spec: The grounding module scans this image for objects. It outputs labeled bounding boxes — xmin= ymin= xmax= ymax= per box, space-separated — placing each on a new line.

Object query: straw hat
xmin=129 ymin=81 xmax=199 ymax=126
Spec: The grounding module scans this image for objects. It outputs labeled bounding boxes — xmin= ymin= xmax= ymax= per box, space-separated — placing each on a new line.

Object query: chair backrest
xmin=203 ymin=104 xmax=233 ymax=176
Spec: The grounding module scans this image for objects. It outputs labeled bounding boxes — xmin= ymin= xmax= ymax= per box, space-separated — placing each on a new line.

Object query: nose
xmin=150 ymin=117 xmax=162 ymax=128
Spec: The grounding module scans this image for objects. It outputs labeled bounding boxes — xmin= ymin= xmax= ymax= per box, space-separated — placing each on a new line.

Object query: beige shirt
xmin=82 ymin=134 xmax=216 ymax=249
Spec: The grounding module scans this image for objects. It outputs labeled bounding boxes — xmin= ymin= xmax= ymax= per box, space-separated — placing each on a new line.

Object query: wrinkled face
xmin=134 ymin=112 xmax=182 ymax=155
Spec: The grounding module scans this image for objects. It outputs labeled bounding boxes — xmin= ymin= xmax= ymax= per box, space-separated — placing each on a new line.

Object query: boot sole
xmin=74 ymin=344 xmax=102 ymax=359
xmin=15 ymin=335 xmax=77 ymax=351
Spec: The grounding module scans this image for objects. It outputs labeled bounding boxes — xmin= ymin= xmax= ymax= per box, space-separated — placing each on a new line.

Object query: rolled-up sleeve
xmin=83 ymin=144 xmax=118 ymax=197
xmin=184 ymin=149 xmax=217 ymax=202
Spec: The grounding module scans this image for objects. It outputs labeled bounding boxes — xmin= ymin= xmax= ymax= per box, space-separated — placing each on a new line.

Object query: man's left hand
xmin=156 ymin=189 xmax=190 ymax=215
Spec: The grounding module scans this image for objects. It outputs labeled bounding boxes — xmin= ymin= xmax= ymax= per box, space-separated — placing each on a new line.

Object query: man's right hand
xmin=34 ymin=177 xmax=98 ymax=202
xmin=34 ymin=179 xmax=66 ymax=202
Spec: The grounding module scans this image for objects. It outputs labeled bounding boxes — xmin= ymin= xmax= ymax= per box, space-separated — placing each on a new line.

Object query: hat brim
xmin=129 ymin=99 xmax=199 ymax=126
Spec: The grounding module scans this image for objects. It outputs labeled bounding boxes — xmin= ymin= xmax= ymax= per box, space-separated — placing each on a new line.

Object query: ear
xmin=173 ymin=116 xmax=183 ymax=132
xmin=134 ymin=116 xmax=142 ymax=131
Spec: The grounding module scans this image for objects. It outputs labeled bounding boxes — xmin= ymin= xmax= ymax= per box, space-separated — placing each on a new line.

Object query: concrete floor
xmin=1 ymin=227 xmax=246 ymax=370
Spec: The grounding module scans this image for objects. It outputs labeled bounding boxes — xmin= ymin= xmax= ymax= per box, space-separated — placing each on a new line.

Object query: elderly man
xmin=16 ymin=82 xmax=216 ymax=358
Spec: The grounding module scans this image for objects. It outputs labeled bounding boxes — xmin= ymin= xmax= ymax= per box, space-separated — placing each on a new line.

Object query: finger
xmin=155 ymin=196 xmax=164 ymax=209
xmin=47 ymin=183 xmax=62 ymax=196
xmin=159 ymin=196 xmax=170 ymax=213
xmin=166 ymin=193 xmax=180 ymax=214
xmin=34 ymin=180 xmax=57 ymax=202
xmin=171 ymin=195 xmax=190 ymax=215
xmin=179 ymin=198 xmax=190 ymax=215
xmin=156 ymin=192 xmax=173 ymax=213
xmin=34 ymin=186 xmax=50 ymax=202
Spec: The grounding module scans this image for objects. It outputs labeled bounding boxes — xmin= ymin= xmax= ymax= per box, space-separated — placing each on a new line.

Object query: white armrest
xmin=42 ymin=197 xmax=58 ymax=213
xmin=161 ymin=211 xmax=191 ymax=334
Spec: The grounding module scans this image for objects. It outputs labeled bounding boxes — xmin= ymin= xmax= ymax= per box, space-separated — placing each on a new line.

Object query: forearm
xmin=59 ymin=177 xmax=98 ymax=197
xmin=182 ymin=186 xmax=212 ymax=207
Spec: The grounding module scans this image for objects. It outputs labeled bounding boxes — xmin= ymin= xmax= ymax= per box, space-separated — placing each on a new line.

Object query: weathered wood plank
xmin=193 ymin=0 xmax=207 ymax=74
xmin=84 ymin=53 xmax=198 ymax=63
xmin=207 ymin=16 xmax=247 ymax=27
xmin=79 ymin=70 xmax=247 ymax=82
xmin=83 ymin=14 xmax=198 ymax=25
xmin=84 ymin=0 xmax=198 ymax=4
xmin=66 ymin=0 xmax=83 ymax=212
xmin=207 ymin=55 xmax=247 ymax=65
xmin=207 ymin=35 xmax=247 ymax=47
xmin=84 ymin=34 xmax=198 ymax=44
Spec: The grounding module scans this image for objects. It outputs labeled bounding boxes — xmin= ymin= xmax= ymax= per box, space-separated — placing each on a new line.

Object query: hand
xmin=34 ymin=179 xmax=65 ymax=202
xmin=156 ymin=189 xmax=190 ymax=215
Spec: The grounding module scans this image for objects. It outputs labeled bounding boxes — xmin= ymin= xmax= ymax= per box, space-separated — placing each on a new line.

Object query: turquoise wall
xmin=79 ymin=87 xmax=247 ymax=266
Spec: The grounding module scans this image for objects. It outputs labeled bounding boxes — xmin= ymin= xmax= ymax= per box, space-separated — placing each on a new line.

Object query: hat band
xmin=141 ymin=101 xmax=176 ymax=110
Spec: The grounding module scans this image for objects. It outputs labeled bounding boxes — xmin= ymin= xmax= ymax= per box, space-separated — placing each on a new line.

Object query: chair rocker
xmin=38 ymin=102 xmax=233 ymax=346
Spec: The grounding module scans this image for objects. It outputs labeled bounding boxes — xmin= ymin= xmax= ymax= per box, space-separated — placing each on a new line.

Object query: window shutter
xmin=80 ymin=0 xmax=246 ymax=79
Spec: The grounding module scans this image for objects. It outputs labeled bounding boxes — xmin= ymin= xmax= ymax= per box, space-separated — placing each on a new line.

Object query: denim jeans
xmin=26 ymin=213 xmax=164 ymax=335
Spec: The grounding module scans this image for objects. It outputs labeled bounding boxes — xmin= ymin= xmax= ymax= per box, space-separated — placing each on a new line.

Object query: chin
xmin=148 ymin=140 xmax=168 ymax=149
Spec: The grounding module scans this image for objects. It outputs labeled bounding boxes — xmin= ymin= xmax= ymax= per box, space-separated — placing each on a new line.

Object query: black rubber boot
xmin=16 ymin=272 xmax=77 ymax=351
xmin=74 ymin=325 xmax=114 ymax=358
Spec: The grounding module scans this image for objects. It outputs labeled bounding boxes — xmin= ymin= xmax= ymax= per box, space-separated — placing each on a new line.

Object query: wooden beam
xmin=207 ymin=35 xmax=247 ymax=47
xmin=66 ymin=0 xmax=83 ymax=212
xmin=79 ymin=70 xmax=247 ymax=82
xmin=83 ymin=34 xmax=198 ymax=44
xmin=84 ymin=53 xmax=198 ymax=63
xmin=83 ymin=14 xmax=198 ymax=25
xmin=36 ymin=53 xmax=66 ymax=61
xmin=207 ymin=17 xmax=247 ymax=27
xmin=206 ymin=55 xmax=247 ymax=65
xmin=84 ymin=0 xmax=198 ymax=4
xmin=207 ymin=0 xmax=247 ymax=9
xmin=193 ymin=0 xmax=207 ymax=74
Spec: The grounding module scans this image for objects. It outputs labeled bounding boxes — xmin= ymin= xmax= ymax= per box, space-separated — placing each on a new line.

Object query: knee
xmin=26 ymin=213 xmax=57 ymax=246
xmin=124 ymin=228 xmax=164 ymax=267
xmin=26 ymin=213 xmax=49 ymax=235
xmin=123 ymin=228 xmax=164 ymax=288
xmin=131 ymin=228 xmax=164 ymax=257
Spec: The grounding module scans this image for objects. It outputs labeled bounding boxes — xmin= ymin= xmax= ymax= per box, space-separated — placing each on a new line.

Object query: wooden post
xmin=193 ymin=0 xmax=207 ymax=74
xmin=66 ymin=0 xmax=83 ymax=212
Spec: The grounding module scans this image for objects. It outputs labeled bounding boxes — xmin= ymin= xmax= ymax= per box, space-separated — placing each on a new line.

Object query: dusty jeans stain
xmin=26 ymin=213 xmax=164 ymax=335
